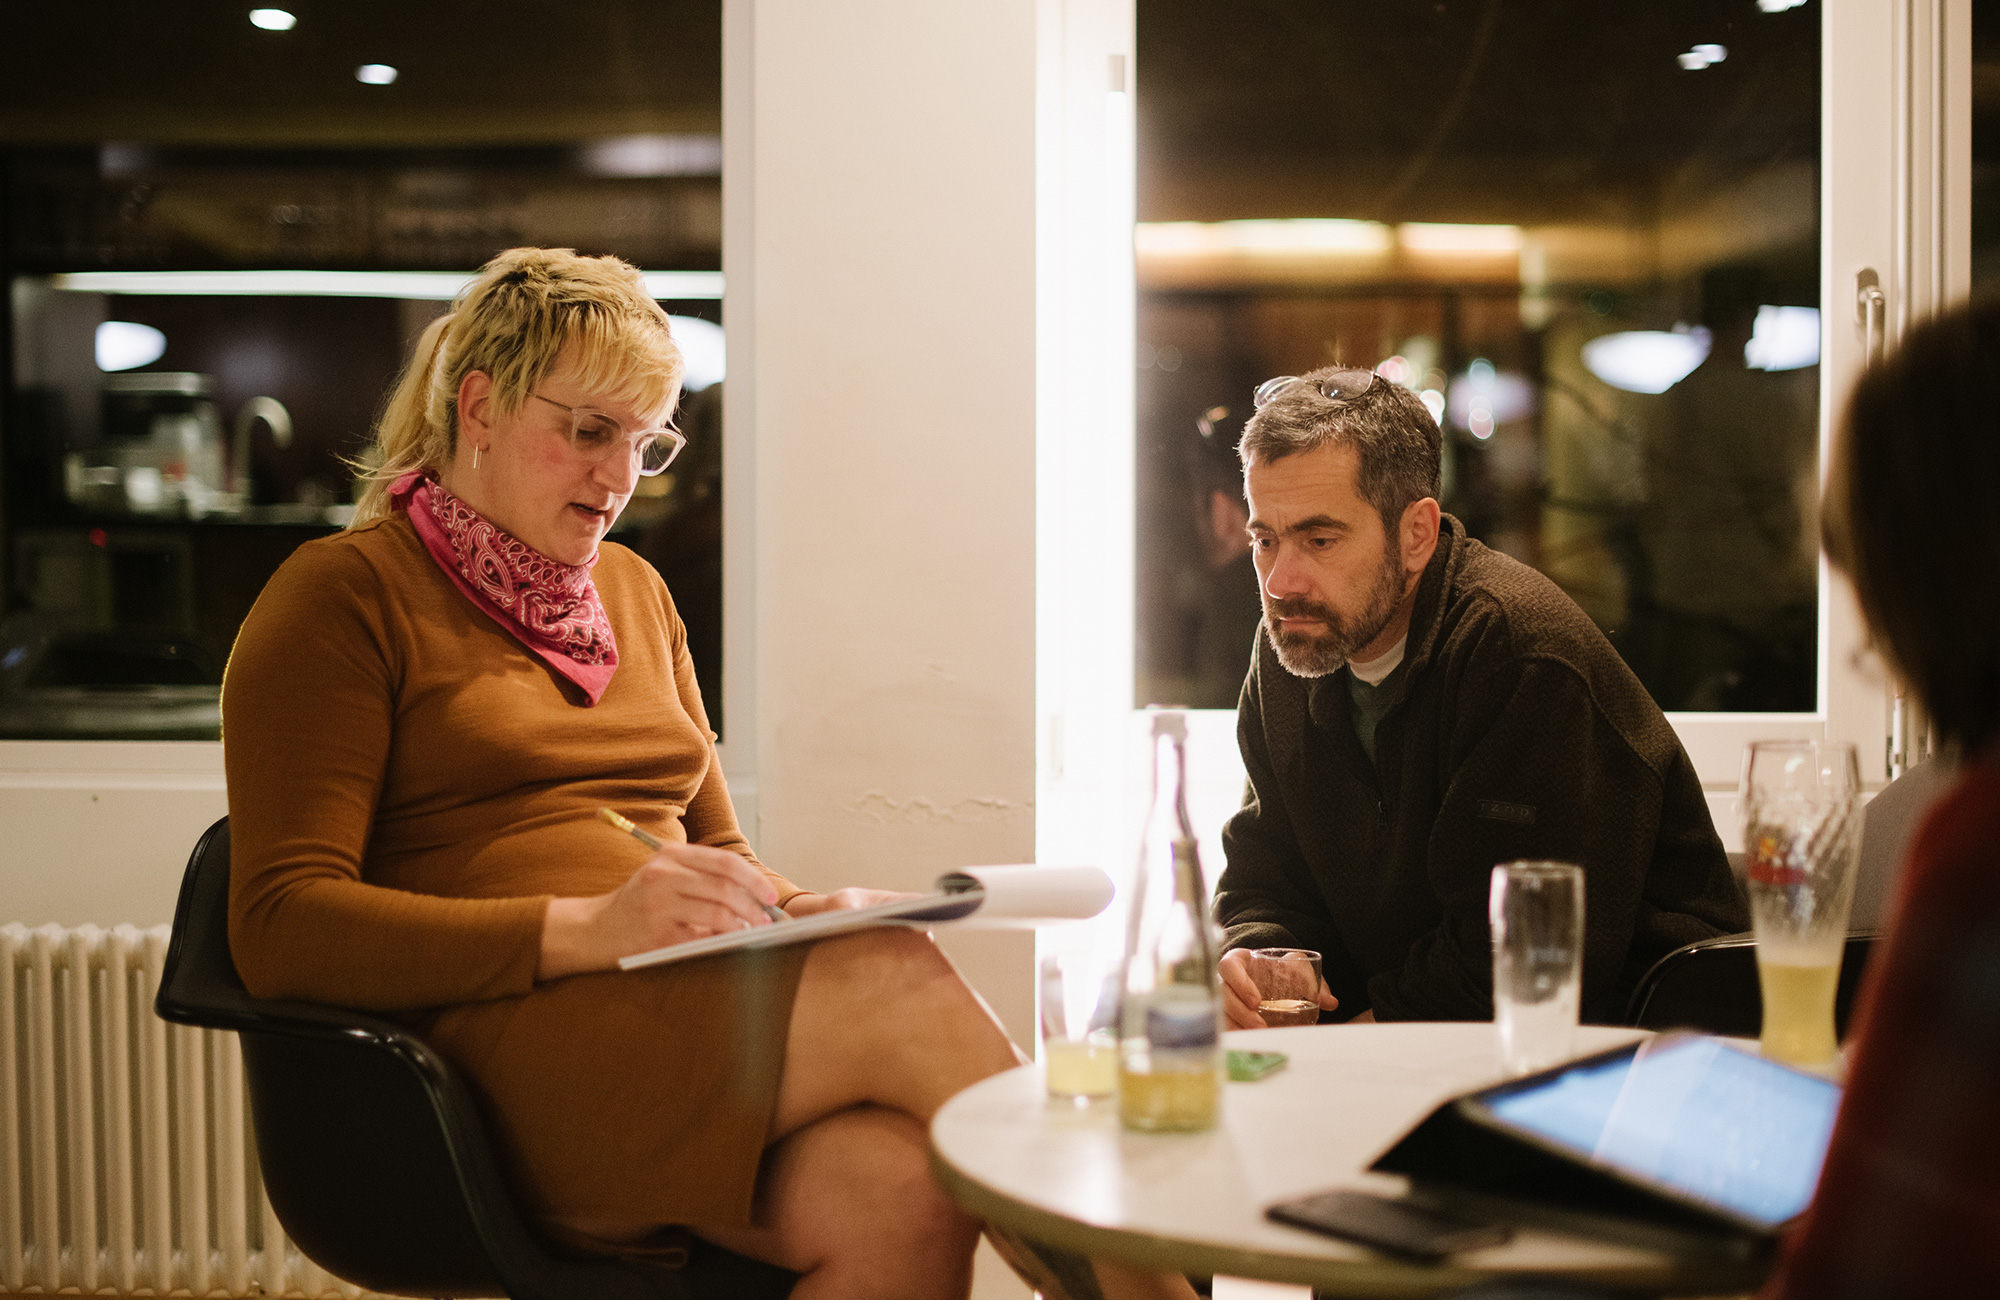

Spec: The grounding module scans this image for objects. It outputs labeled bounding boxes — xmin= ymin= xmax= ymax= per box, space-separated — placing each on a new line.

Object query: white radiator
xmin=2 ymin=922 xmax=382 ymax=1298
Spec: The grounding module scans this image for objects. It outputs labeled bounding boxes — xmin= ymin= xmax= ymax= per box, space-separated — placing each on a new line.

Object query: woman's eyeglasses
xmin=1252 ymin=367 xmax=1381 ymax=411
xmin=529 ymin=393 xmax=685 ymax=476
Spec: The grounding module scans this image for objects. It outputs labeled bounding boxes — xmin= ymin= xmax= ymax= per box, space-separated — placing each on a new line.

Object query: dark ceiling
xmin=4 ymin=0 xmax=1996 ymax=247
xmin=1135 ymin=0 xmax=1820 ymax=225
xmin=2 ymin=0 xmax=721 ymax=146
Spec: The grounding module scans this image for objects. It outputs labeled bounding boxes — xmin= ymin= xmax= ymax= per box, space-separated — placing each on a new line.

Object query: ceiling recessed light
xmin=355 ymin=64 xmax=399 ymax=85
xmin=248 ymin=8 xmax=296 ymax=30
xmin=1678 ymin=43 xmax=1728 ymax=70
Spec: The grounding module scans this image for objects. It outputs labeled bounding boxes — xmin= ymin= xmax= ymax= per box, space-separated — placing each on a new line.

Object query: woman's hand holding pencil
xmin=531 ymin=810 xmax=788 ymax=980
xmin=598 ymin=807 xmax=789 ymax=923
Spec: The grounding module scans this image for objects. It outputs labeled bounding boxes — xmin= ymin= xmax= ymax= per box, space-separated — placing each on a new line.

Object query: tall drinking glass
xmin=1490 ymin=861 xmax=1585 ymax=1076
xmin=1742 ymin=740 xmax=1862 ymax=1071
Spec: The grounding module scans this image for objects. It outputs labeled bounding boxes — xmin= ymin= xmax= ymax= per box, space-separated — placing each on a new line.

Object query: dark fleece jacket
xmin=1215 ymin=516 xmax=1747 ymax=1023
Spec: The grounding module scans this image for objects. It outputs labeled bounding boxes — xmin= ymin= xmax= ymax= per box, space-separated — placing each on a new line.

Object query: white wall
xmin=720 ymin=0 xmax=1041 ymax=1046
xmin=0 ymin=742 xmax=224 ymax=926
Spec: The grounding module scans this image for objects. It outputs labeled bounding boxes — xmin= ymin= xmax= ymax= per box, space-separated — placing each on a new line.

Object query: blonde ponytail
xmin=350 ymin=311 xmax=457 ymax=525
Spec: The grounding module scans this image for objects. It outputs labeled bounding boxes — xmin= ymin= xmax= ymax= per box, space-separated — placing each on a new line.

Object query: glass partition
xmin=1975 ymin=3 xmax=2000 ymax=293
xmin=1 ymin=1 xmax=726 ymax=739
xmin=1136 ymin=0 xmax=1821 ymax=715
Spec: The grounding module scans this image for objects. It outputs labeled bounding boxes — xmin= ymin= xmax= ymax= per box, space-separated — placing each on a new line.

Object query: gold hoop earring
xmin=472 ymin=443 xmax=483 ymax=471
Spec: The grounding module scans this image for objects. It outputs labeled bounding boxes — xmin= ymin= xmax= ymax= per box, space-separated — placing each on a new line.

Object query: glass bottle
xmin=1118 ymin=710 xmax=1222 ymax=1132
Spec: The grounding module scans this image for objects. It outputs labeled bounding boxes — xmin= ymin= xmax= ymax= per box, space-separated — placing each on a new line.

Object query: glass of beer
xmin=1490 ymin=861 xmax=1585 ymax=1076
xmin=1039 ymin=952 xmax=1118 ymax=1100
xmin=1246 ymin=948 xmax=1323 ymax=1026
xmin=1742 ymin=740 xmax=1862 ymax=1071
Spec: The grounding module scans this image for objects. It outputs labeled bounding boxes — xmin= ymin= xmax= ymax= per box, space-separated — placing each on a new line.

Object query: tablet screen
xmin=1472 ymin=1036 xmax=1841 ymax=1230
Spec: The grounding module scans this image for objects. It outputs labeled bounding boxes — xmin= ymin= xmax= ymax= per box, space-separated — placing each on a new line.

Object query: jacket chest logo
xmin=1476 ymin=799 xmax=1537 ymax=825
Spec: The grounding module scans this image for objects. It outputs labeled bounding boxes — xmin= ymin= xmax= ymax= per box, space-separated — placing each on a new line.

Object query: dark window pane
xmin=1137 ymin=0 xmax=1820 ymax=714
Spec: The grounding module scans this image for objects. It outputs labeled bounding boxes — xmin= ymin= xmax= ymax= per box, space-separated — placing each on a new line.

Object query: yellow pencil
xmin=596 ymin=807 xmax=787 ymax=922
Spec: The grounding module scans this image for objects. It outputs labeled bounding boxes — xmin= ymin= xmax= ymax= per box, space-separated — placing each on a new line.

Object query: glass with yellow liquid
xmin=1045 ymin=1033 xmax=1119 ymax=1097
xmin=1754 ymin=946 xmax=1843 ymax=1067
xmin=1039 ymin=953 xmax=1118 ymax=1100
xmin=1743 ymin=741 xmax=1862 ymax=1072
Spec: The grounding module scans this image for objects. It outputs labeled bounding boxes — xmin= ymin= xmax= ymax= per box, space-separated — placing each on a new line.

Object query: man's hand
xmin=538 ymin=843 xmax=781 ymax=980
xmin=783 ymin=887 xmax=920 ymax=917
xmin=1219 ymin=947 xmax=1339 ymax=1029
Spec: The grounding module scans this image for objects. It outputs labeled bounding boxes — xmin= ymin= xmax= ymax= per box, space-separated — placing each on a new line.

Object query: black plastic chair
xmin=155 ymin=816 xmax=798 ymax=1300
xmin=1623 ymin=930 xmax=1881 ymax=1040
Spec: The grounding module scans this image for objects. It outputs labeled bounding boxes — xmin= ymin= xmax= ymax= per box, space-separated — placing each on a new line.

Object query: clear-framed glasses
xmin=528 ymin=393 xmax=686 ymax=476
xmin=1252 ymin=366 xmax=1381 ymax=410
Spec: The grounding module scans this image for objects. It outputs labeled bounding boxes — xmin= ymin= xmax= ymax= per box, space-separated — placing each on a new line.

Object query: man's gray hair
xmin=1237 ymin=367 xmax=1443 ymax=531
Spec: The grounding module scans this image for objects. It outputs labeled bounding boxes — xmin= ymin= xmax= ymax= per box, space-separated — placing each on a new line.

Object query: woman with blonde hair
xmin=224 ymin=247 xmax=1192 ymax=1300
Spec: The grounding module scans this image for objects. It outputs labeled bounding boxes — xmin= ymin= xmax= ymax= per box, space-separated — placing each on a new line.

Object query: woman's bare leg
xmin=764 ymin=927 xmax=1024 ymax=1137
xmin=699 ymin=1106 xmax=982 ymax=1300
xmin=726 ymin=929 xmax=1197 ymax=1300
xmin=557 ymin=930 xmax=1196 ymax=1300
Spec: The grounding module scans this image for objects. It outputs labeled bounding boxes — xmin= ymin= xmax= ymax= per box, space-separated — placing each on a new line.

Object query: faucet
xmin=232 ymin=396 xmax=293 ymax=498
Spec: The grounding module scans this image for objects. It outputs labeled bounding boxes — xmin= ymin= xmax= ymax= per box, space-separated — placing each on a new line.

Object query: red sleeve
xmin=1760 ymin=757 xmax=2000 ymax=1297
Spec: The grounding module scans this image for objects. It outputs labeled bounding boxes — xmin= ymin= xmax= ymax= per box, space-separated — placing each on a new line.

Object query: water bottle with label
xmin=1118 ymin=710 xmax=1222 ymax=1132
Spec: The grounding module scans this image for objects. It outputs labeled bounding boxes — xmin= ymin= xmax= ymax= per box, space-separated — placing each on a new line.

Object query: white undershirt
xmin=1348 ymin=634 xmax=1408 ymax=687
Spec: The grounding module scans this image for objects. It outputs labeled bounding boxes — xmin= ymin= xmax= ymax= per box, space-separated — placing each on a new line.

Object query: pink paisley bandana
xmin=390 ymin=471 xmax=617 ymax=704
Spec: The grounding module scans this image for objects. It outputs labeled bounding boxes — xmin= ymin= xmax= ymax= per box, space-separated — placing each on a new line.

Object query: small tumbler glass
xmin=1490 ymin=861 xmax=1585 ymax=1077
xmin=1039 ymin=952 xmax=1118 ymax=1100
xmin=1246 ymin=948 xmax=1323 ymax=1027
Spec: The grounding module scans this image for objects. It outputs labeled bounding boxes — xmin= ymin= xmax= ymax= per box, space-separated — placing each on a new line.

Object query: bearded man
xmin=1214 ymin=366 xmax=1746 ymax=1027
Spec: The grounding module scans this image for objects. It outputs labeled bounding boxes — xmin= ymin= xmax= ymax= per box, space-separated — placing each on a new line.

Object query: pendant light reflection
xmin=1581 ymin=326 xmax=1712 ymax=395
xmin=95 ymin=321 xmax=167 ymax=372
xmin=667 ymin=316 xmax=725 ymax=392
xmin=1373 ymin=354 xmax=1450 ymax=431
xmin=1447 ymin=359 xmax=1534 ymax=440
xmin=355 ymin=64 xmax=399 ymax=85
xmin=1743 ymin=306 xmax=1821 ymax=371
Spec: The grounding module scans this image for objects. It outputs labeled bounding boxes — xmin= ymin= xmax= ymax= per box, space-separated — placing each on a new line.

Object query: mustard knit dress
xmin=221 ymin=512 xmax=808 ymax=1232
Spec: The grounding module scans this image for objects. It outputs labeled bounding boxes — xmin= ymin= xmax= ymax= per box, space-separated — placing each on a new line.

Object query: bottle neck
xmin=1151 ymin=731 xmax=1192 ymax=845
xmin=1149 ymin=731 xmax=1212 ymax=947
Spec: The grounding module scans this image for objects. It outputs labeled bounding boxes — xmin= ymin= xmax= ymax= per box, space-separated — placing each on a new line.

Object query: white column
xmin=721 ymin=0 xmax=1042 ymax=1043
xmin=1034 ymin=0 xmax=1139 ymax=959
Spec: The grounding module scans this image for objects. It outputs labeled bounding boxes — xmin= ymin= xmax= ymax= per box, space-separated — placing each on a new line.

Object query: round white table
xmin=930 ymin=1022 xmax=1767 ymax=1297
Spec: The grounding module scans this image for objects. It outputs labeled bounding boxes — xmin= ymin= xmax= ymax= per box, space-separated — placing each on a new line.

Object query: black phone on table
xmin=1265 ymin=1188 xmax=1512 ymax=1261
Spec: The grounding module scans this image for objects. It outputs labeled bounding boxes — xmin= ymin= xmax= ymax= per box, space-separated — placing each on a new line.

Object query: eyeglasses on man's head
xmin=1251 ymin=367 xmax=1382 ymax=411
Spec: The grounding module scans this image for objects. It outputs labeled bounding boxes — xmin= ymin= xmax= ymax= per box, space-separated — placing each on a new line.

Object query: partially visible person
xmin=1849 ymin=751 xmax=1957 ymax=930
xmin=1762 ymin=296 xmax=2000 ymax=1297
xmin=1211 ymin=366 xmax=1746 ymax=1028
